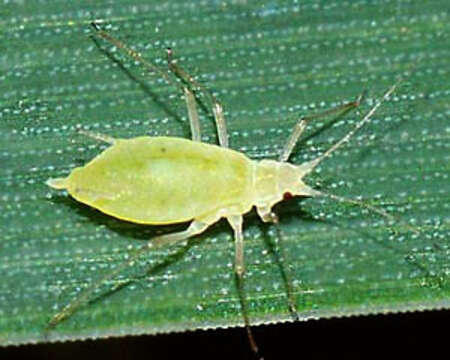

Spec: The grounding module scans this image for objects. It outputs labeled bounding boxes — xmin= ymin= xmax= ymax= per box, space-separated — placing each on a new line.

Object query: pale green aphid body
xmin=47 ymin=136 xmax=317 ymax=226
xmin=46 ymin=24 xmax=401 ymax=356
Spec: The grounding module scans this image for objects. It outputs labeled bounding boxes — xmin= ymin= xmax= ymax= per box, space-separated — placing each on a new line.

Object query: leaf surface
xmin=1 ymin=0 xmax=449 ymax=345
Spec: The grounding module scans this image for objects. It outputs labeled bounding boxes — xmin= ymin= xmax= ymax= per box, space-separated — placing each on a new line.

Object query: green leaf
xmin=1 ymin=0 xmax=448 ymax=346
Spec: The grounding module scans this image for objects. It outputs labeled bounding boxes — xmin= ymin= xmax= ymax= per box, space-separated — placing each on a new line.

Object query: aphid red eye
xmin=283 ymin=192 xmax=293 ymax=200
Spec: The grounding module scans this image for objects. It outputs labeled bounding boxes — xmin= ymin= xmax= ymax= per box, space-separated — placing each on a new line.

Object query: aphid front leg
xmin=279 ymin=92 xmax=365 ymax=162
xmin=256 ymin=205 xmax=299 ymax=320
xmin=296 ymin=82 xmax=419 ymax=231
xmin=256 ymin=205 xmax=279 ymax=224
xmin=300 ymin=83 xmax=398 ymax=175
xmin=167 ymin=48 xmax=229 ymax=148
xmin=226 ymin=214 xmax=260 ymax=358
xmin=47 ymin=217 xmax=218 ymax=329
xmin=227 ymin=215 xmax=245 ymax=277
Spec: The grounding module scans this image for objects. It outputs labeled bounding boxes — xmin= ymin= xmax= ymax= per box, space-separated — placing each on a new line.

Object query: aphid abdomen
xmin=64 ymin=136 xmax=254 ymax=224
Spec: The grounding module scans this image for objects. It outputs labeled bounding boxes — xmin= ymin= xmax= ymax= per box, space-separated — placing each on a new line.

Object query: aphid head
xmin=278 ymin=161 xmax=321 ymax=198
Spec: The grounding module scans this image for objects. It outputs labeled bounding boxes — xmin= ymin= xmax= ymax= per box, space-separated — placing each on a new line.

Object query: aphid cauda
xmin=46 ymin=23 xmax=409 ymax=357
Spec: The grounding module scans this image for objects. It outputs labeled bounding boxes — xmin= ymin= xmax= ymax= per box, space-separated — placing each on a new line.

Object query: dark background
xmin=3 ymin=309 xmax=448 ymax=360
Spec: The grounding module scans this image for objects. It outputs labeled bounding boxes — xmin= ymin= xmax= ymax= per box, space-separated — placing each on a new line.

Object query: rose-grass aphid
xmin=46 ymin=23 xmax=414 ymax=358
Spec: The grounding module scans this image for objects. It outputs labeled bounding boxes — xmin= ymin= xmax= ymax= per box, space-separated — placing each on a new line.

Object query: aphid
xmin=46 ymin=23 xmax=406 ymax=357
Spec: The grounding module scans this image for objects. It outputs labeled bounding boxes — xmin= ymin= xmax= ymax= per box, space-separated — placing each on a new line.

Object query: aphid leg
xmin=184 ymin=87 xmax=201 ymax=142
xmin=91 ymin=22 xmax=201 ymax=143
xmin=299 ymin=82 xmax=399 ymax=175
xmin=90 ymin=22 xmax=178 ymax=90
xmin=300 ymin=82 xmax=419 ymax=232
xmin=77 ymin=129 xmax=116 ymax=144
xmin=90 ymin=23 xmax=228 ymax=146
xmin=167 ymin=48 xmax=229 ymax=148
xmin=256 ymin=205 xmax=279 ymax=224
xmin=257 ymin=206 xmax=299 ymax=319
xmin=47 ymin=218 xmax=215 ymax=330
xmin=227 ymin=215 xmax=261 ymax=359
xmin=279 ymin=92 xmax=366 ymax=162
xmin=211 ymin=101 xmax=228 ymax=148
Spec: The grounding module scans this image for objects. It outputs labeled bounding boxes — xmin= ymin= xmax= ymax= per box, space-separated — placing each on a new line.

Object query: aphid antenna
xmin=302 ymin=80 xmax=420 ymax=234
xmin=305 ymin=81 xmax=398 ymax=172
xmin=319 ymin=190 xmax=420 ymax=234
xmin=304 ymin=60 xmax=422 ymax=172
xmin=279 ymin=91 xmax=366 ymax=163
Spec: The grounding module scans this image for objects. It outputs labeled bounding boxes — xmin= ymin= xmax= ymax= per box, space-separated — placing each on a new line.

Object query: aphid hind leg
xmin=227 ymin=215 xmax=261 ymax=359
xmin=90 ymin=22 xmax=177 ymax=90
xmin=279 ymin=92 xmax=365 ymax=163
xmin=167 ymin=48 xmax=229 ymax=148
xmin=77 ymin=129 xmax=116 ymax=144
xmin=90 ymin=22 xmax=199 ymax=141
xmin=47 ymin=218 xmax=216 ymax=330
xmin=90 ymin=23 xmax=229 ymax=146
xmin=184 ymin=87 xmax=201 ymax=142
xmin=211 ymin=101 xmax=228 ymax=148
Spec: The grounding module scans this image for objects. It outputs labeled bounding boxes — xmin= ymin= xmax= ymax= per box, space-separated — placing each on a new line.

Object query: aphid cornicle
xmin=46 ymin=23 xmax=405 ymax=357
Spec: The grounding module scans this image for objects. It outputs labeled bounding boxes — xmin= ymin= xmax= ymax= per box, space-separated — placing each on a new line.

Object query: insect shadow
xmin=90 ymin=36 xmax=186 ymax=132
xmin=259 ymin=199 xmax=322 ymax=316
xmin=90 ymin=35 xmax=213 ymax=139
xmin=48 ymin=192 xmax=306 ymax=304
xmin=47 ymin=194 xmax=232 ymax=322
